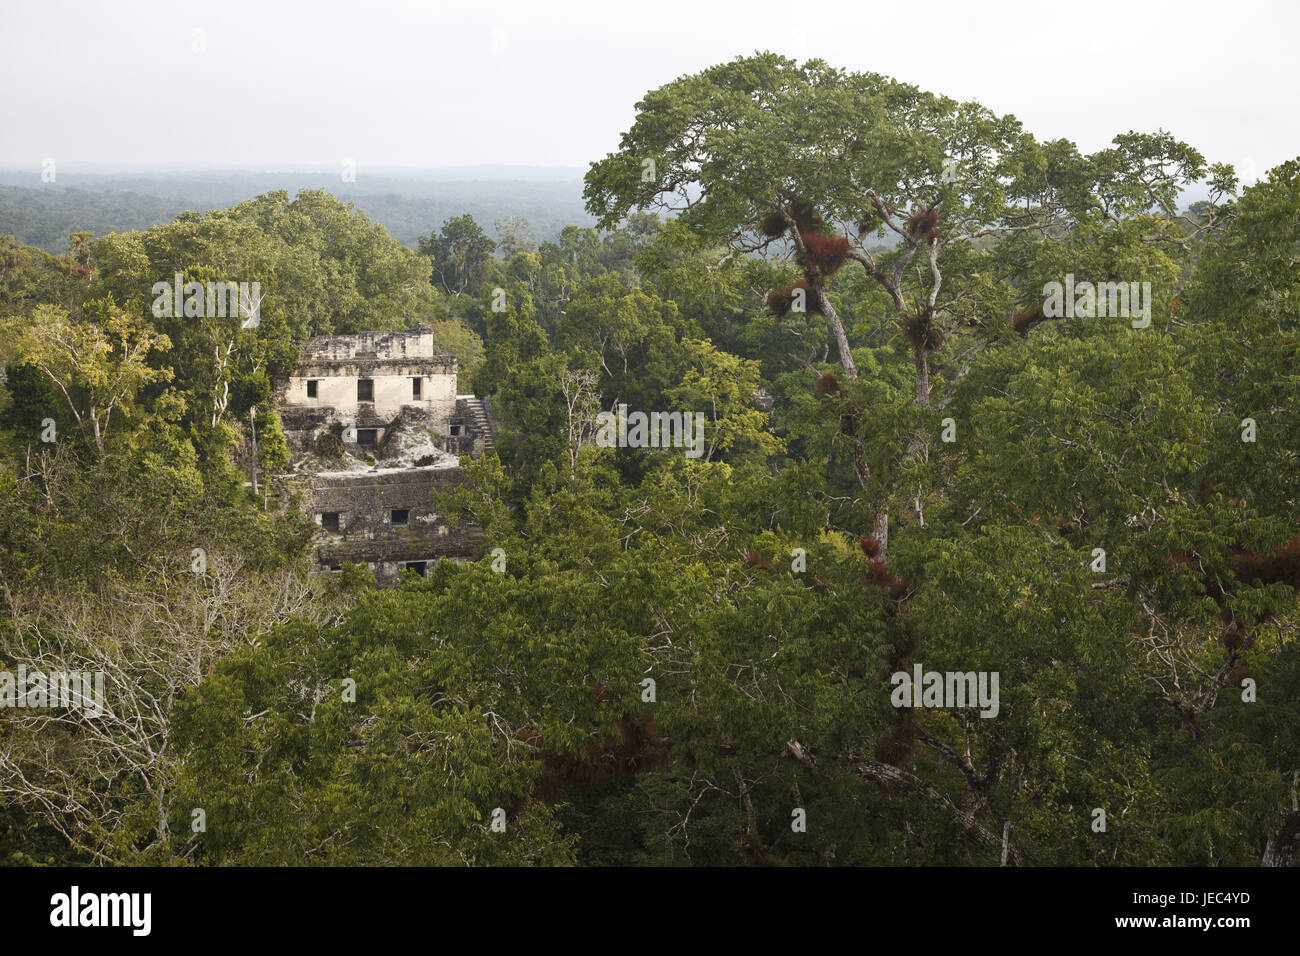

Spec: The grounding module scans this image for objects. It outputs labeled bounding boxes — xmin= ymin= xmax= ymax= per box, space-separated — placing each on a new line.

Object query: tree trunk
xmin=1263 ymin=810 xmax=1300 ymax=866
xmin=872 ymin=509 xmax=889 ymax=554
xmin=913 ymin=345 xmax=931 ymax=409
xmin=868 ymin=344 xmax=934 ymax=557
xmin=816 ymin=289 xmax=857 ymax=379
xmin=249 ymin=406 xmax=259 ymax=496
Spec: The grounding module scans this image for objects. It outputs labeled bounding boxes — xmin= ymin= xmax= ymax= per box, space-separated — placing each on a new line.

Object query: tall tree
xmin=3 ymin=299 xmax=171 ymax=455
xmin=585 ymin=53 xmax=1233 ymax=550
xmin=419 ymin=214 xmax=496 ymax=297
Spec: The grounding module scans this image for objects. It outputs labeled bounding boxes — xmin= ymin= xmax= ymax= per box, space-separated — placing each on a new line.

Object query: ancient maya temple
xmin=275 ymin=324 xmax=494 ymax=583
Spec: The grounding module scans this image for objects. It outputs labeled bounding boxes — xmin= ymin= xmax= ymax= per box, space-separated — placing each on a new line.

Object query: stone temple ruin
xmin=275 ymin=324 xmax=494 ymax=584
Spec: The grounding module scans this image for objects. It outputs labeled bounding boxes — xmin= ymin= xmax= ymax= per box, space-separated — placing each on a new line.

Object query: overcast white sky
xmin=2 ymin=0 xmax=1296 ymax=180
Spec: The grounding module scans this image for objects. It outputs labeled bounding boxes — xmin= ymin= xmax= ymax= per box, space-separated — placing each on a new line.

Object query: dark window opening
xmin=403 ymin=561 xmax=428 ymax=577
xmin=391 ymin=509 xmax=409 ymax=526
xmin=328 ymin=563 xmax=342 ymax=571
xmin=357 ymin=428 xmax=379 ymax=446
xmin=411 ymin=377 xmax=422 ymax=399
xmin=450 ymin=424 xmax=462 ymax=436
xmin=320 ymin=512 xmax=340 ymax=533
xmin=357 ymin=379 xmax=374 ymax=402
xmin=307 ymin=379 xmax=318 ymax=398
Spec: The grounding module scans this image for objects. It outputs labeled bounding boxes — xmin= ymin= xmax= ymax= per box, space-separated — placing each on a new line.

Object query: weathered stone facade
xmin=306 ymin=467 xmax=481 ymax=579
xmin=275 ymin=324 xmax=493 ymax=584
xmin=286 ymin=326 xmax=457 ymax=418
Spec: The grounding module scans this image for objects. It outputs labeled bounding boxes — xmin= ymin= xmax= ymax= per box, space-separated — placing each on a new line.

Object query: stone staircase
xmin=457 ymin=395 xmax=495 ymax=453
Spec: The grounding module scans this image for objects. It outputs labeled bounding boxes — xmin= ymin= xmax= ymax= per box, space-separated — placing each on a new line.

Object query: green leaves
xmin=419 ymin=214 xmax=496 ymax=297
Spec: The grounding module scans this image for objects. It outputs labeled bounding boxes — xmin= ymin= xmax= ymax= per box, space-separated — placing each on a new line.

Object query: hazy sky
xmin=2 ymin=0 xmax=1296 ymax=180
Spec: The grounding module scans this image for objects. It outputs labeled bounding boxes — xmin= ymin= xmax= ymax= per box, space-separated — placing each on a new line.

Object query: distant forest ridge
xmin=0 ymin=165 xmax=1219 ymax=255
xmin=0 ymin=167 xmax=599 ymax=252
